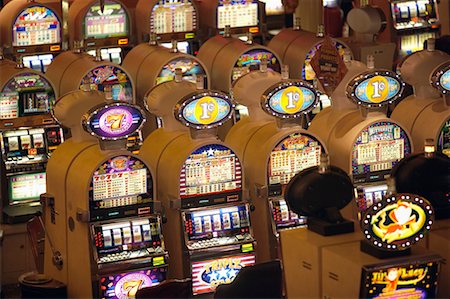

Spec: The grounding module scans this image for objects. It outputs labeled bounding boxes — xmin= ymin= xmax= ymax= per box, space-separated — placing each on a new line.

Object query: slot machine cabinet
xmin=259 ymin=0 xmax=287 ymax=36
xmin=68 ymin=0 xmax=133 ymax=64
xmin=44 ymin=99 xmax=169 ymax=298
xmin=225 ymin=67 xmax=328 ymax=263
xmin=139 ymin=86 xmax=257 ymax=295
xmin=0 ymin=58 xmax=64 ymax=223
xmin=390 ymin=47 xmax=450 ymax=157
xmin=370 ymin=0 xmax=441 ymax=59
xmin=135 ymin=0 xmax=199 ymax=54
xmin=0 ymin=0 xmax=63 ymax=72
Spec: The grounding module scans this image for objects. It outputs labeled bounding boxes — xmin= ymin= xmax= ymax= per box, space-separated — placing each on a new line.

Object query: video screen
xmin=217 ymin=0 xmax=258 ymax=29
xmin=156 ymin=57 xmax=206 ymax=85
xmin=183 ymin=205 xmax=250 ymax=242
xmin=392 ymin=0 xmax=438 ymax=30
xmin=84 ymin=0 xmax=128 ymax=39
xmin=191 ymin=254 xmax=256 ymax=295
xmin=151 ymin=0 xmax=196 ymax=34
xmin=2 ymin=128 xmax=47 ymax=159
xmin=356 ymin=184 xmax=388 ymax=212
xmin=352 ymin=122 xmax=411 ymax=182
xmin=360 ymin=258 xmax=440 ymax=298
xmin=99 ymin=267 xmax=167 ymax=299
xmin=438 ymin=118 xmax=450 ymax=158
xmin=82 ymin=65 xmax=133 ymax=103
xmin=180 ymin=144 xmax=242 ymax=198
xmin=258 ymin=0 xmax=284 ymax=15
xmin=13 ymin=6 xmax=61 ymax=47
xmin=8 ymin=172 xmax=46 ymax=205
xmin=269 ymin=133 xmax=322 ymax=186
xmin=303 ymin=40 xmax=348 ymax=81
xmin=270 ymin=199 xmax=305 ymax=231
xmin=232 ymin=49 xmax=281 ymax=82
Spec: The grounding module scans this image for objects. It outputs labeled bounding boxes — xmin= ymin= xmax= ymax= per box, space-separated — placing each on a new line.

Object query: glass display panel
xmin=13 ymin=6 xmax=61 ymax=47
xmin=180 ymin=144 xmax=242 ymax=198
xmin=191 ymin=254 xmax=256 ymax=295
xmin=270 ymin=199 xmax=305 ymax=230
xmin=217 ymin=0 xmax=258 ymax=29
xmin=81 ymin=65 xmax=133 ymax=103
xmin=391 ymin=0 xmax=439 ymax=30
xmin=151 ymin=0 xmax=196 ymax=34
xmin=155 ymin=57 xmax=206 ymax=85
xmin=160 ymin=41 xmax=190 ymax=54
xmin=84 ymin=0 xmax=128 ymax=39
xmin=87 ymin=48 xmax=123 ymax=64
xmin=355 ymin=183 xmax=388 ymax=213
xmin=2 ymin=128 xmax=47 ymax=159
xmin=232 ymin=49 xmax=281 ymax=82
xmin=438 ymin=118 xmax=450 ymax=158
xmin=8 ymin=172 xmax=46 ymax=205
xmin=23 ymin=54 xmax=54 ymax=73
xmin=258 ymin=0 xmax=284 ymax=15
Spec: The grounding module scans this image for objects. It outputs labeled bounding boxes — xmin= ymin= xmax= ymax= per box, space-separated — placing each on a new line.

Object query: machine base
xmin=307 ymin=218 xmax=354 ymax=236
xmin=360 ymin=240 xmax=411 ymax=259
xmin=2 ymin=205 xmax=42 ymax=224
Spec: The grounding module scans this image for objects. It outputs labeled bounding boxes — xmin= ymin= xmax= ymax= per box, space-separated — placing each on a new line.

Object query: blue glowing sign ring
xmin=431 ymin=62 xmax=450 ymax=94
xmin=83 ymin=102 xmax=146 ymax=140
xmin=361 ymin=193 xmax=434 ymax=251
xmin=261 ymin=80 xmax=320 ymax=119
xmin=175 ymin=91 xmax=234 ymax=129
xmin=346 ymin=71 xmax=405 ymax=107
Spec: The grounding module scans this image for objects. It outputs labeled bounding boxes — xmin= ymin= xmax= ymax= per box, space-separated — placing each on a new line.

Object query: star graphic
xmin=208 ymin=272 xmax=219 ymax=281
xmin=207 ymin=148 xmax=215 ymax=156
xmin=218 ymin=268 xmax=229 ymax=280
xmin=228 ymin=269 xmax=239 ymax=280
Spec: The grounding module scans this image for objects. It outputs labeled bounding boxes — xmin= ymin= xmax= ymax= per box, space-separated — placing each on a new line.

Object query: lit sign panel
xmin=262 ymin=80 xmax=320 ymax=118
xmin=438 ymin=118 xmax=450 ymax=157
xmin=232 ymin=49 xmax=281 ymax=82
xmin=156 ymin=58 xmax=206 ymax=85
xmin=361 ymin=193 xmax=434 ymax=250
xmin=83 ymin=103 xmax=145 ymax=140
xmin=84 ymin=0 xmax=128 ymax=39
xmin=151 ymin=0 xmax=196 ymax=34
xmin=217 ymin=0 xmax=258 ymax=29
xmin=431 ymin=62 xmax=450 ymax=94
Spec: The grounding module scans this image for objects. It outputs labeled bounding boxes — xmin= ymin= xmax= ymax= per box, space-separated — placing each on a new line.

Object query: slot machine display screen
xmin=183 ymin=205 xmax=250 ymax=242
xmin=191 ymin=253 xmax=256 ymax=295
xmin=160 ymin=41 xmax=190 ymax=54
xmin=359 ymin=258 xmax=440 ymax=298
xmin=8 ymin=172 xmax=46 ymax=205
xmin=180 ymin=144 xmax=242 ymax=198
xmin=84 ymin=0 xmax=128 ymax=39
xmin=156 ymin=57 xmax=206 ymax=85
xmin=258 ymin=0 xmax=284 ymax=15
xmin=232 ymin=49 xmax=281 ymax=82
xmin=352 ymin=122 xmax=411 ymax=183
xmin=355 ymin=184 xmax=388 ymax=213
xmin=270 ymin=199 xmax=305 ymax=230
xmin=151 ymin=0 xmax=196 ymax=34
xmin=217 ymin=0 xmax=258 ymax=29
xmin=303 ymin=40 xmax=348 ymax=81
xmin=82 ymin=65 xmax=133 ymax=103
xmin=13 ymin=6 xmax=61 ymax=47
xmin=0 ymin=73 xmax=54 ymax=119
xmin=89 ymin=156 xmax=152 ymax=217
xmin=391 ymin=0 xmax=438 ymax=30
xmin=2 ymin=128 xmax=47 ymax=159
xmin=438 ymin=118 xmax=450 ymax=157
xmin=99 ymin=267 xmax=167 ymax=299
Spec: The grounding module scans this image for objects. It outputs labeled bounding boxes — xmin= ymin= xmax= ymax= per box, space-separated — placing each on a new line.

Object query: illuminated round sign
xmin=346 ymin=71 xmax=404 ymax=107
xmin=361 ymin=193 xmax=434 ymax=251
xmin=261 ymin=80 xmax=320 ymax=118
xmin=175 ymin=91 xmax=234 ymax=129
xmin=83 ymin=102 xmax=145 ymax=140
xmin=431 ymin=62 xmax=450 ymax=94
xmin=114 ymin=272 xmax=153 ymax=299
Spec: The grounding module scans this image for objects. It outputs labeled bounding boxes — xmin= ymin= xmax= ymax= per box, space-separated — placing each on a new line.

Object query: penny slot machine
xmin=135 ymin=0 xmax=199 ymax=54
xmin=68 ymin=0 xmax=132 ymax=64
xmin=0 ymin=58 xmax=63 ymax=223
xmin=139 ymin=78 xmax=256 ymax=294
xmin=391 ymin=42 xmax=450 ymax=157
xmin=0 ymin=0 xmax=63 ymax=72
xmin=44 ymin=94 xmax=168 ymax=298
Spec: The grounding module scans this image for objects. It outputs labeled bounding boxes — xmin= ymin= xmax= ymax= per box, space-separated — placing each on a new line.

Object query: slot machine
xmin=225 ymin=65 xmax=328 ymax=262
xmin=0 ymin=57 xmax=64 ymax=223
xmin=258 ymin=0 xmax=288 ymax=36
xmin=391 ymin=43 xmax=450 ymax=158
xmin=135 ymin=0 xmax=199 ymax=54
xmin=68 ymin=0 xmax=133 ymax=64
xmin=370 ymin=0 xmax=441 ymax=59
xmin=309 ymin=56 xmax=413 ymax=221
xmin=44 ymin=90 xmax=168 ymax=298
xmin=0 ymin=0 xmax=63 ymax=72
xmin=139 ymin=76 xmax=256 ymax=295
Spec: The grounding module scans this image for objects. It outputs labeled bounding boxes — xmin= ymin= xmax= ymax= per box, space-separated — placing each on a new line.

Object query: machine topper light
xmin=261 ymin=80 xmax=320 ymax=118
xmin=430 ymin=62 xmax=450 ymax=94
xmin=83 ymin=103 xmax=145 ymax=140
xmin=175 ymin=91 xmax=234 ymax=129
xmin=361 ymin=193 xmax=434 ymax=250
xmin=346 ymin=71 xmax=405 ymax=107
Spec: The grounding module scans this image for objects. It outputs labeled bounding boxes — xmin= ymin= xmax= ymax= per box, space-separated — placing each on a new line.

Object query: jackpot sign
xmin=347 ymin=71 xmax=404 ymax=107
xmin=361 ymin=193 xmax=434 ymax=250
xmin=83 ymin=103 xmax=145 ymax=140
xmin=262 ymin=80 xmax=320 ymax=118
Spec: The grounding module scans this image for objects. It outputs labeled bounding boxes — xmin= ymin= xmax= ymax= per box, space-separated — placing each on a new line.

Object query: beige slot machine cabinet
xmin=68 ymin=0 xmax=133 ymax=64
xmin=0 ymin=0 xmax=63 ymax=72
xmin=391 ymin=45 xmax=450 ymax=157
xmin=44 ymin=94 xmax=169 ymax=298
xmin=139 ymin=79 xmax=256 ymax=295
xmin=0 ymin=57 xmax=64 ymax=223
xmin=135 ymin=0 xmax=199 ymax=54
xmin=225 ymin=65 xmax=328 ymax=263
